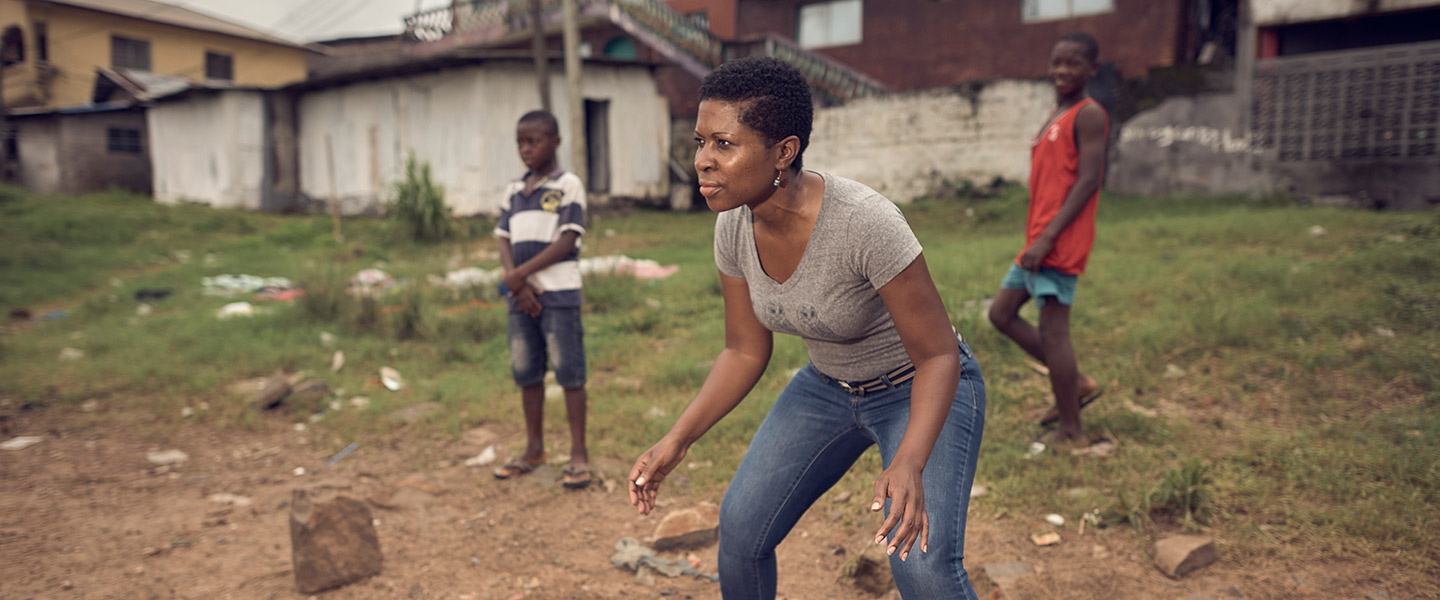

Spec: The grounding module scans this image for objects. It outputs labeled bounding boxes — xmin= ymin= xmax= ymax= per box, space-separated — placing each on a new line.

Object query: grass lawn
xmin=2 ymin=184 xmax=1437 ymax=593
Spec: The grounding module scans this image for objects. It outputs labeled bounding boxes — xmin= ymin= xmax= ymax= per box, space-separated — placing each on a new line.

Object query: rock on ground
xmin=290 ymin=488 xmax=383 ymax=593
xmin=1154 ymin=535 xmax=1219 ymax=579
xmin=651 ymin=502 xmax=720 ymax=551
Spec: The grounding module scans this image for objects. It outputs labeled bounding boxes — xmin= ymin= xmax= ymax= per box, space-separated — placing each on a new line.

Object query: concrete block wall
xmin=807 ymin=80 xmax=1054 ymax=203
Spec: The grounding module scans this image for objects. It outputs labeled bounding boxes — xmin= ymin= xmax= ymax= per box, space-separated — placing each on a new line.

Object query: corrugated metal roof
xmin=32 ymin=0 xmax=312 ymax=50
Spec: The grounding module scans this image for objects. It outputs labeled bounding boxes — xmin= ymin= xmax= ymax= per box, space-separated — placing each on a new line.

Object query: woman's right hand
xmin=628 ymin=435 xmax=689 ymax=515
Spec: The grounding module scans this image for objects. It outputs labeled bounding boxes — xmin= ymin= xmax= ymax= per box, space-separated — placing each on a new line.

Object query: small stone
xmin=60 ymin=580 xmax=73 ymax=590
xmin=832 ymin=491 xmax=853 ymax=503
xmin=1091 ymin=544 xmax=1110 ymax=559
xmin=294 ymin=467 xmax=307 ymax=476
xmin=146 ymin=449 xmax=189 ymax=465
xmin=136 ymin=303 xmax=153 ymax=316
xmin=289 ymin=488 xmax=383 ymax=593
xmin=1030 ymin=532 xmax=1061 ymax=546
xmin=331 ymin=351 xmax=345 ymax=372
xmin=1366 ymin=590 xmax=1395 ymax=600
xmin=545 ymin=384 xmax=563 ymax=400
xmin=319 ymin=332 xmax=337 ymax=347
xmin=651 ymin=502 xmax=721 ymax=551
xmin=80 ymin=400 xmax=101 ymax=412
xmin=969 ymin=484 xmax=988 ymax=498
xmin=1164 ymin=363 xmax=1186 ymax=379
xmin=1308 ymin=225 xmax=1325 ymax=236
xmin=1373 ymin=327 xmax=1396 ymax=338
xmin=1153 ymin=535 xmax=1219 ymax=578
xmin=181 ymin=407 xmax=195 ymax=417
xmin=1044 ymin=514 xmax=1065 ymax=526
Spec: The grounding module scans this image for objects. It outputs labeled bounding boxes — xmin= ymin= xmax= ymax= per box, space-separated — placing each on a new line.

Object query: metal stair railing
xmin=724 ymin=33 xmax=889 ymax=103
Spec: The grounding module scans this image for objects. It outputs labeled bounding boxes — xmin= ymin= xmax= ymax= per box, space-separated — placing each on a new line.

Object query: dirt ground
xmin=0 ymin=401 xmax=1387 ymax=600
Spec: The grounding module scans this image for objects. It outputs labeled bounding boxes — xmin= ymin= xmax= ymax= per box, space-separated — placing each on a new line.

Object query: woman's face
xmin=694 ymin=99 xmax=780 ymax=213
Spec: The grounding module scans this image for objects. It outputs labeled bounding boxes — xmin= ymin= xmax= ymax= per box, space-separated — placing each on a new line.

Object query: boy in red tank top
xmin=989 ymin=32 xmax=1110 ymax=445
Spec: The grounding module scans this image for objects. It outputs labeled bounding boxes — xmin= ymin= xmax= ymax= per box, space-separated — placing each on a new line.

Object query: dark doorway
xmin=584 ymin=99 xmax=610 ymax=193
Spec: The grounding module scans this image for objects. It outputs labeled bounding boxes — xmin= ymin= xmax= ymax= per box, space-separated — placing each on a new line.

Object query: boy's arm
xmin=1019 ymin=103 xmax=1109 ymax=271
xmin=502 ymin=231 xmax=580 ymax=293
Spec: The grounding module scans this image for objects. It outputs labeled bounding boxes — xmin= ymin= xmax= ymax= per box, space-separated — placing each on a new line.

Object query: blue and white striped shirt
xmin=495 ymin=169 xmax=586 ymax=310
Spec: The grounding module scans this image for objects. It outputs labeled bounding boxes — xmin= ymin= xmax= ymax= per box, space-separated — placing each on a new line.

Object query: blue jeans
xmin=719 ymin=341 xmax=986 ymax=599
xmin=507 ymin=307 xmax=586 ymax=389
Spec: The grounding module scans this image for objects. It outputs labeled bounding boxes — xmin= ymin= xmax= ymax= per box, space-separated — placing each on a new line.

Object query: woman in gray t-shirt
xmin=628 ymin=58 xmax=987 ymax=600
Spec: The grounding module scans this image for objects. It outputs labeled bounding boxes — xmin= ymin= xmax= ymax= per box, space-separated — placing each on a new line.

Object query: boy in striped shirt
xmin=493 ymin=110 xmax=591 ymax=489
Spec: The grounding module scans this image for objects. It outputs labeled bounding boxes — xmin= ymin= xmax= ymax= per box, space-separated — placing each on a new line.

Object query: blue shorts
xmin=1000 ymin=263 xmax=1078 ymax=308
xmin=507 ymin=307 xmax=586 ymax=389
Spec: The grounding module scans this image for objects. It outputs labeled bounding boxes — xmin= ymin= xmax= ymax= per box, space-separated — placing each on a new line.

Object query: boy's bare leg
xmin=989 ymin=287 xmax=1046 ymax=360
xmin=564 ymin=387 xmax=589 ymax=467
xmin=1039 ymin=302 xmax=1083 ymax=443
xmin=521 ymin=383 xmax=546 ymax=461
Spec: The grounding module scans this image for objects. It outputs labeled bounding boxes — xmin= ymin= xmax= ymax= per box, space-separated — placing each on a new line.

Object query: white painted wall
xmin=297 ymin=60 xmax=669 ymax=216
xmin=806 ymin=80 xmax=1054 ymax=203
xmin=1253 ymin=0 xmax=1440 ymax=25
xmin=149 ymin=91 xmax=267 ymax=209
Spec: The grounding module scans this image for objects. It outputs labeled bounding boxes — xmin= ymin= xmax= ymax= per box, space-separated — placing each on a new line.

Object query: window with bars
xmin=205 ymin=51 xmax=233 ymax=81
xmin=107 ymin=128 xmax=142 ymax=154
xmin=1252 ymin=41 xmax=1440 ymax=162
xmin=111 ymin=35 xmax=150 ymax=70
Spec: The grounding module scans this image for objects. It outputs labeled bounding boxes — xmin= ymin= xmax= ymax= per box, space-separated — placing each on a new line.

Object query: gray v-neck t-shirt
xmin=715 ymin=172 xmax=923 ymax=381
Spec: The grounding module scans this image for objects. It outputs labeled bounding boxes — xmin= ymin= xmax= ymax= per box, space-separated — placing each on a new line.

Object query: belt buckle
xmin=837 ymin=380 xmax=864 ymax=396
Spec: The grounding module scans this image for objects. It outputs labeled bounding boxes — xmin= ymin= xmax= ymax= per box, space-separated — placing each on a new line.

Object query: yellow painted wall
xmin=1 ymin=0 xmax=308 ymax=109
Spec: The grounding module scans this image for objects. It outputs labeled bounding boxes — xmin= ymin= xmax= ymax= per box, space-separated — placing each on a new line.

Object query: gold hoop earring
xmin=772 ymin=171 xmax=782 ymax=187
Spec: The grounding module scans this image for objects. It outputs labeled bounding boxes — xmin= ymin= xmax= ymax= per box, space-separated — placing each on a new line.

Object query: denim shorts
xmin=1000 ymin=263 xmax=1078 ymax=308
xmin=507 ymin=307 xmax=586 ymax=389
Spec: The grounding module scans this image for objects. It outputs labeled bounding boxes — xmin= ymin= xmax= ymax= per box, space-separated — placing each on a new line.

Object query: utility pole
xmin=561 ymin=0 xmax=586 ymax=185
xmin=530 ymin=0 xmax=551 ymax=112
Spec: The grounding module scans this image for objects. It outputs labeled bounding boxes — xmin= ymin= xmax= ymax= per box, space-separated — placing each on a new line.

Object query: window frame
xmin=110 ymin=35 xmax=151 ymax=70
xmin=1021 ymin=0 xmax=1115 ymax=23
xmin=795 ymin=0 xmax=863 ymax=50
xmin=204 ymin=50 xmax=234 ymax=81
xmin=106 ymin=127 xmax=143 ymax=154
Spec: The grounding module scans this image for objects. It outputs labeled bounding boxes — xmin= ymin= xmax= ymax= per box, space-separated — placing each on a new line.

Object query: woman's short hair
xmin=698 ymin=57 xmax=813 ymax=170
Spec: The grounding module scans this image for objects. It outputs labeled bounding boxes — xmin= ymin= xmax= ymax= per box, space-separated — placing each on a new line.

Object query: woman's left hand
xmin=869 ymin=461 xmax=928 ymax=561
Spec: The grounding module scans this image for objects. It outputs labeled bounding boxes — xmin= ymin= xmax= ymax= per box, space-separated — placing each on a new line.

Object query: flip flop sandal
xmin=561 ymin=464 xmax=593 ymax=489
xmin=1038 ymin=388 xmax=1104 ymax=427
xmin=493 ymin=454 xmax=546 ymax=480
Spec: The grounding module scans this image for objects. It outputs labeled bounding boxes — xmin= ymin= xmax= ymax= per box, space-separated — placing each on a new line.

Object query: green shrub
xmin=390 ymin=154 xmax=452 ymax=243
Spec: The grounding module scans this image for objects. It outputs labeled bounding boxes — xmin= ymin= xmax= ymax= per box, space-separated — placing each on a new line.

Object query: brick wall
xmin=735 ymin=0 xmax=1188 ymax=89
xmin=806 ymin=80 xmax=1054 ymax=203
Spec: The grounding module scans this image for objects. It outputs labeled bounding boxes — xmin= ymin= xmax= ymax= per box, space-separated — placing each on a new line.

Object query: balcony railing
xmin=402 ymin=0 xmax=890 ymax=102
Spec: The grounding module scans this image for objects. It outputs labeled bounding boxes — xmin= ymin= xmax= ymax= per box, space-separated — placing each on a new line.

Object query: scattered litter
xmin=254 ymin=288 xmax=305 ymax=302
xmin=349 ymin=396 xmax=371 ymax=409
xmin=464 ymin=445 xmax=497 ymax=468
xmin=206 ymin=493 xmax=254 ymax=507
xmin=146 ymin=450 xmax=190 ymax=465
xmin=1308 ymin=225 xmax=1325 ymax=237
xmin=1045 ymin=514 xmax=1066 ymax=527
xmin=1030 ymin=532 xmax=1061 ymax=546
xmin=1374 ymin=327 xmax=1396 ymax=338
xmin=58 ymin=347 xmax=86 ymax=361
xmin=832 ymin=491 xmax=852 ymax=503
xmin=325 ymin=442 xmax=360 ymax=468
xmin=610 ymin=537 xmax=708 ymax=579
xmin=293 ymin=467 xmax=307 ymax=476
xmin=349 ymin=269 xmax=397 ymax=296
xmin=181 ymin=407 xmax=195 ymax=418
xmin=80 ymin=400 xmax=102 ymax=413
xmin=1163 ymin=363 xmax=1186 ymax=379
xmin=203 ymin=274 xmax=294 ymax=297
xmin=329 ymin=400 xmax=342 ymax=411
xmin=216 ymin=302 xmax=255 ymax=319
xmin=331 ymin=351 xmax=345 ymax=372
xmin=1122 ymin=399 xmax=1158 ymax=418
xmin=380 ymin=367 xmax=404 ymax=391
xmin=293 ymin=423 xmax=307 ymax=432
xmin=1 ymin=436 xmax=43 ymax=451
xmin=1023 ymin=359 xmax=1050 ymax=376
xmin=136 ymin=303 xmax=153 ymax=316
xmin=134 ymin=289 xmax=172 ymax=302
xmin=1025 ymin=441 xmax=1047 ymax=458
xmin=686 ymin=553 xmax=701 ymax=569
xmin=443 ymin=267 xmax=500 ymax=288
xmin=320 ymin=332 xmax=337 ymax=347
xmin=970 ymin=484 xmax=988 ymax=498
xmin=645 ymin=406 xmax=667 ymax=419
xmin=580 ymin=255 xmax=680 ymax=280
xmin=32 ymin=309 xmax=67 ymax=322
xmin=308 ymin=412 xmax=325 ymax=423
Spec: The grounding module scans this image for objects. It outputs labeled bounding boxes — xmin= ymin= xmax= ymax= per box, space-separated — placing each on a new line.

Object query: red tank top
xmin=1017 ymin=98 xmax=1108 ymax=275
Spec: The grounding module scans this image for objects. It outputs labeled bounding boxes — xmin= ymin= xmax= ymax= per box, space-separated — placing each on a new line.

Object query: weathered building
xmin=7 ymin=103 xmax=150 ymax=194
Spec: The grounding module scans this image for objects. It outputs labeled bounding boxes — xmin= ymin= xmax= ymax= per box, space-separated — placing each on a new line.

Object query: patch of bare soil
xmin=0 ymin=402 xmax=1406 ymax=600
